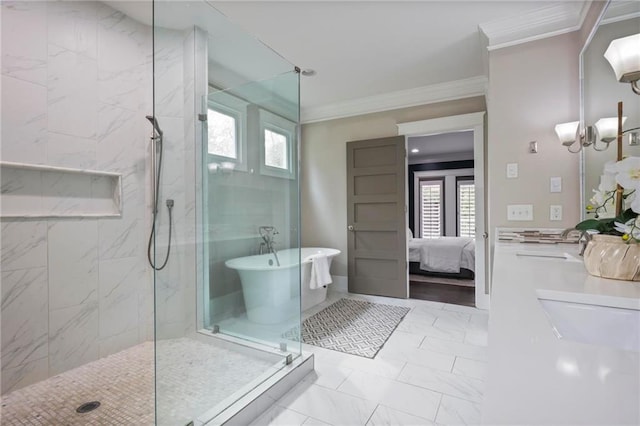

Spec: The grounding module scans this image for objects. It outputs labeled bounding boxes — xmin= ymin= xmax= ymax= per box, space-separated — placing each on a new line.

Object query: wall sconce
xmin=554 ymin=117 xmax=627 ymax=153
xmin=604 ymin=33 xmax=640 ymax=95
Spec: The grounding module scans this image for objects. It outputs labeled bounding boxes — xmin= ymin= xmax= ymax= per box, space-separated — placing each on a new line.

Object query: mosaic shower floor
xmin=0 ymin=338 xmax=279 ymax=425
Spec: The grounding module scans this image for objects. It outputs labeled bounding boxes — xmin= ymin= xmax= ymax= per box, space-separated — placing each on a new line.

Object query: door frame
xmin=397 ymin=112 xmax=489 ymax=310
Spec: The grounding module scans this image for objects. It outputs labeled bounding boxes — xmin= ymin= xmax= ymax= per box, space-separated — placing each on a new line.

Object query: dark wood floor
xmin=409 ymin=278 xmax=475 ymax=307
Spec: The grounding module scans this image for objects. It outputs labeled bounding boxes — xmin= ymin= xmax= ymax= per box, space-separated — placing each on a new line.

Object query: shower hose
xmin=147 ymin=131 xmax=173 ymax=271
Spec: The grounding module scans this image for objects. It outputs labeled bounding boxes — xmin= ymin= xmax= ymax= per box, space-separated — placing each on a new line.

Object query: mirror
xmin=581 ymin=1 xmax=640 ymax=219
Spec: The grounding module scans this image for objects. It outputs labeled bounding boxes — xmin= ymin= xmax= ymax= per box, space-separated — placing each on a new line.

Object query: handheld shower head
xmin=145 ymin=115 xmax=163 ymax=137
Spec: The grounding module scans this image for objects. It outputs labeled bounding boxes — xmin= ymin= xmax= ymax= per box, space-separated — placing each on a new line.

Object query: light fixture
xmin=556 ymin=117 xmax=640 ymax=154
xmin=604 ymin=33 xmax=640 ymax=95
xmin=594 ymin=116 xmax=626 ymax=143
xmin=554 ymin=117 xmax=626 ymax=153
xmin=411 ymin=148 xmax=419 ymax=153
xmin=554 ymin=121 xmax=579 ymax=146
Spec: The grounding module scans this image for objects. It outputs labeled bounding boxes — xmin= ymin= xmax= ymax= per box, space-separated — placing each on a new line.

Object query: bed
xmin=408 ymin=236 xmax=475 ymax=279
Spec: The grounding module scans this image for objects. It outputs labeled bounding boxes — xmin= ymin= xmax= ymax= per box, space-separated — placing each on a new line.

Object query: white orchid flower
xmin=614 ymin=217 xmax=640 ymax=241
xmin=612 ymin=157 xmax=640 ymax=190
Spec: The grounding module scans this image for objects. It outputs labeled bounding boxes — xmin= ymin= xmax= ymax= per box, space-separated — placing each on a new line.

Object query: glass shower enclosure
xmin=0 ymin=0 xmax=302 ymax=424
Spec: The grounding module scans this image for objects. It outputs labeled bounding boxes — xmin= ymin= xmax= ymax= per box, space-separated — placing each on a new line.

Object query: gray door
xmin=347 ymin=136 xmax=408 ymax=298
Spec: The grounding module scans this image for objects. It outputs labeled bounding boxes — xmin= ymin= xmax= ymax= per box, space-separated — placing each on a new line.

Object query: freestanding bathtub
xmin=225 ymin=247 xmax=340 ymax=324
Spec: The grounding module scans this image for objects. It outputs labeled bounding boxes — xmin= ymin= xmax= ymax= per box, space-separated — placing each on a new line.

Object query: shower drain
xmin=76 ymin=401 xmax=101 ymax=414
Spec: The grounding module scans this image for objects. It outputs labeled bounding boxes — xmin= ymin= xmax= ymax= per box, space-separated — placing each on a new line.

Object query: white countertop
xmin=482 ymin=242 xmax=640 ymax=425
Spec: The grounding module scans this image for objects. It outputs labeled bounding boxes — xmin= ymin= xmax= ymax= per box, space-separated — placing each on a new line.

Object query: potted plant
xmin=576 ymin=156 xmax=639 ymax=281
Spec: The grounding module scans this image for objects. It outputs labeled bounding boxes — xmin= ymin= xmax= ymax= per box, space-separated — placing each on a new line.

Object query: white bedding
xmin=409 ymin=237 xmax=475 ymax=273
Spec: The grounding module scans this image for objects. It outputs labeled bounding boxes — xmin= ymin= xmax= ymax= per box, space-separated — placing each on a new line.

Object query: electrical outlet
xmin=550 ymin=205 xmax=563 ymax=221
xmin=507 ymin=204 xmax=533 ymax=221
xmin=506 ymin=163 xmax=518 ymax=179
xmin=550 ymin=177 xmax=562 ymax=193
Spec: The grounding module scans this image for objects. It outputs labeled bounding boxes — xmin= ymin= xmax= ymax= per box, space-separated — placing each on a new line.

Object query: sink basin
xmin=538 ymin=297 xmax=640 ymax=352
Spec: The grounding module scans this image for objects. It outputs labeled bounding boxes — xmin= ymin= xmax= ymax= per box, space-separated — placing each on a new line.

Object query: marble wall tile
xmin=99 ymin=216 xmax=142 ymax=260
xmin=96 ymin=103 xmax=143 ymax=173
xmin=48 ymin=220 xmax=98 ymax=310
xmin=1 ymin=221 xmax=47 ymax=271
xmin=1 ymin=356 xmax=48 ymax=395
xmin=98 ymin=257 xmax=143 ymax=339
xmin=47 ymin=1 xmax=97 ymax=58
xmin=41 ymin=171 xmax=93 ymax=216
xmin=1 ymin=268 xmax=48 ymax=370
xmin=1 ymin=75 xmax=47 ymax=164
xmin=97 ymin=6 xmax=146 ymax=111
xmin=1 ymin=1 xmax=47 ymax=85
xmin=154 ymin=28 xmax=184 ymax=118
xmin=0 ymin=168 xmax=43 ymax=217
xmin=48 ymin=300 xmax=99 ymax=375
xmin=47 ymin=44 xmax=98 ymax=139
xmin=99 ymin=327 xmax=140 ymax=359
xmin=47 ymin=131 xmax=97 ymax=169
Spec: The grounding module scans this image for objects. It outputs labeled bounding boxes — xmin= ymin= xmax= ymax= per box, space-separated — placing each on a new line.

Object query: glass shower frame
xmin=151 ymin=1 xmax=302 ymax=424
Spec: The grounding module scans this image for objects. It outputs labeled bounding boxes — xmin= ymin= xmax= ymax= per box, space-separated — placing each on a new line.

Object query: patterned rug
xmin=284 ymin=298 xmax=410 ymax=358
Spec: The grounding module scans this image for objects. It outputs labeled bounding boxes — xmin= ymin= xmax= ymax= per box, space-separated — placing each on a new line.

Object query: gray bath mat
xmin=285 ymin=298 xmax=410 ymax=358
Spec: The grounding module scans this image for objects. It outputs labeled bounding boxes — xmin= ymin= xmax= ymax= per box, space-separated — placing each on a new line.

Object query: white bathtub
xmin=225 ymin=247 xmax=340 ymax=324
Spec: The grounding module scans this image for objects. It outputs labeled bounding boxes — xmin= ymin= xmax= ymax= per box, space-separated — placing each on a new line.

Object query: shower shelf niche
xmin=0 ymin=161 xmax=122 ymax=218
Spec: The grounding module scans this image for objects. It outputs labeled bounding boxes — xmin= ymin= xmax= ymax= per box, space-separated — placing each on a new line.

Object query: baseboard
xmin=329 ymin=275 xmax=348 ymax=293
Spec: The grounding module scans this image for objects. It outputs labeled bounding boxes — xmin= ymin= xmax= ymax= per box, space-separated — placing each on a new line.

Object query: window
xmin=458 ymin=179 xmax=475 ymax=237
xmin=264 ymin=128 xmax=288 ymax=169
xmin=206 ymin=91 xmax=248 ymax=171
xmin=420 ymin=179 xmax=443 ymax=238
xmin=259 ymin=109 xmax=297 ymax=179
xmin=207 ymin=109 xmax=237 ymax=159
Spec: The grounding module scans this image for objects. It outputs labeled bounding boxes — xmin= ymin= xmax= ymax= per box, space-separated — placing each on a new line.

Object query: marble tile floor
xmin=250 ymin=291 xmax=490 ymax=426
xmin=0 ymin=337 xmax=278 ymax=425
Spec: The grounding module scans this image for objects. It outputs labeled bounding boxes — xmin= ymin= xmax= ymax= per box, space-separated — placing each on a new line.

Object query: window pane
xmin=264 ymin=129 xmax=288 ymax=169
xmin=208 ymin=109 xmax=237 ymax=159
xmin=420 ymin=182 xmax=442 ymax=239
xmin=458 ymin=182 xmax=475 ymax=237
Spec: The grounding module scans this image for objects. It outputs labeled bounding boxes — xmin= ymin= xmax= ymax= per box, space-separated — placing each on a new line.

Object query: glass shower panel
xmin=204 ymin=71 xmax=302 ymax=354
xmin=152 ymin=1 xmax=301 ymax=424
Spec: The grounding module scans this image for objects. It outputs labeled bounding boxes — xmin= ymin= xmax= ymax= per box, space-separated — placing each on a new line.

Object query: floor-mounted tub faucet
xmin=259 ymin=226 xmax=280 ymax=266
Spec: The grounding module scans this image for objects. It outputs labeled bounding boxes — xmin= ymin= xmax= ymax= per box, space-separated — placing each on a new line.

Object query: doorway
xmin=398 ymin=112 xmax=489 ymax=309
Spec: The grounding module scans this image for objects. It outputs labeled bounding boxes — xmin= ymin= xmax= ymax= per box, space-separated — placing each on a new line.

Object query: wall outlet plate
xmin=550 ymin=177 xmax=562 ymax=193
xmin=550 ymin=205 xmax=563 ymax=221
xmin=507 ymin=204 xmax=533 ymax=221
xmin=506 ymin=163 xmax=518 ymax=179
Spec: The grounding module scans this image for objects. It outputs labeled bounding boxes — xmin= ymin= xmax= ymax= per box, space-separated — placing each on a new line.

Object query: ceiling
xmin=212 ymin=1 xmax=591 ymax=121
xmin=408 ymin=131 xmax=474 ymax=161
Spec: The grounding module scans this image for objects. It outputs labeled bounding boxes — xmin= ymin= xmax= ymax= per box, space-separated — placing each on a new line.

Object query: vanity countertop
xmin=482 ymin=241 xmax=640 ymax=425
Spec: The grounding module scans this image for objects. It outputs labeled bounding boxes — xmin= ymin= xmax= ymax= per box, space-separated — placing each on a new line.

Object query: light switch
xmin=507 ymin=204 xmax=533 ymax=221
xmin=550 ymin=205 xmax=563 ymax=221
xmin=550 ymin=177 xmax=562 ymax=193
xmin=506 ymin=163 xmax=518 ymax=179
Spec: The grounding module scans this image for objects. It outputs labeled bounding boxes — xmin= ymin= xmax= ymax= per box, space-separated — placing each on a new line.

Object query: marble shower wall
xmin=0 ymin=1 xmax=155 ymax=394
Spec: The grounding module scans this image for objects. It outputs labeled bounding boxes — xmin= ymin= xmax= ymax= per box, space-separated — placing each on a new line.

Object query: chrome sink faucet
xmin=259 ymin=226 xmax=280 ymax=266
xmin=561 ymin=228 xmax=593 ymax=256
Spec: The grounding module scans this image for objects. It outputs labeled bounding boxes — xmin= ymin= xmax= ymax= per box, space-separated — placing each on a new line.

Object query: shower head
xmin=145 ymin=115 xmax=163 ymax=137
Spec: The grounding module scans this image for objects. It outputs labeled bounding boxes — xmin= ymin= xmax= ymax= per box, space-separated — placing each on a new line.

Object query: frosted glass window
xmin=207 ymin=109 xmax=237 ymax=159
xmin=458 ymin=181 xmax=475 ymax=237
xmin=420 ymin=180 xmax=443 ymax=239
xmin=264 ymin=129 xmax=288 ymax=169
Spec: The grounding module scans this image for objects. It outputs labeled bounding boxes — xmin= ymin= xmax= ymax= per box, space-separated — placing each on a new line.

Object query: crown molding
xmin=601 ymin=1 xmax=640 ymax=25
xmin=479 ymin=2 xmax=591 ymax=51
xmin=301 ymin=76 xmax=487 ymax=124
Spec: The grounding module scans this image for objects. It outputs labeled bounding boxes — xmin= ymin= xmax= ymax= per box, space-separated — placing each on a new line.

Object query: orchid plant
xmin=577 ymin=156 xmax=640 ymax=243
